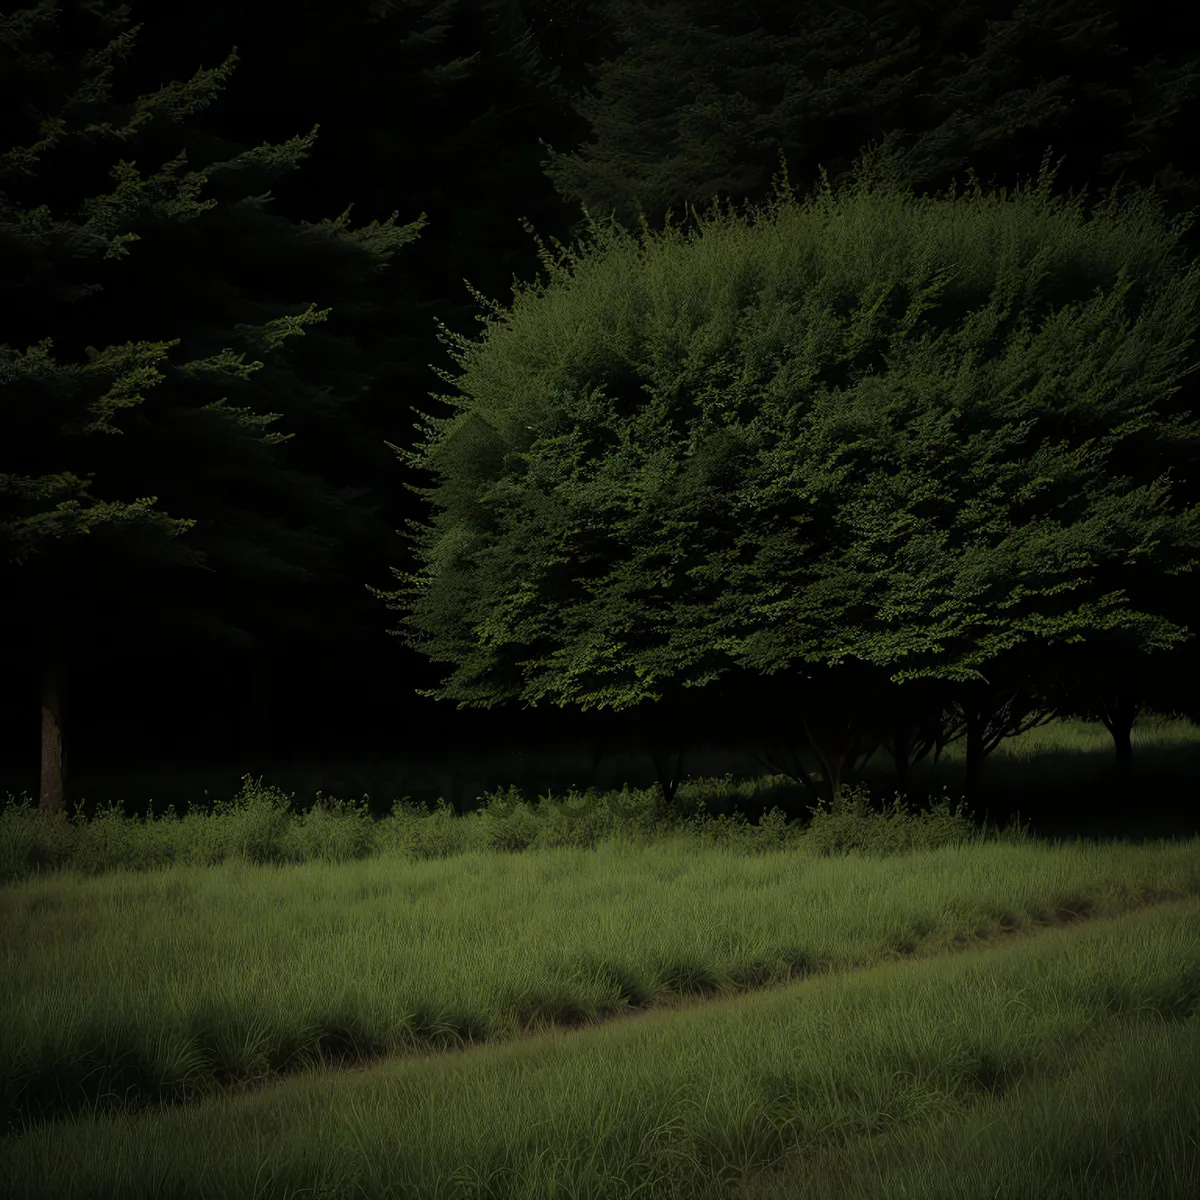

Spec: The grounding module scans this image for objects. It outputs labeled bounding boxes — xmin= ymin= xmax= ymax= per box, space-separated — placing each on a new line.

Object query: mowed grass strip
xmin=2 ymin=832 xmax=1199 ymax=1198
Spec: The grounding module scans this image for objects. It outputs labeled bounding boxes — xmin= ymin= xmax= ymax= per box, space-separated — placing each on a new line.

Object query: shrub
xmin=474 ymin=786 xmax=543 ymax=853
xmin=798 ymin=783 xmax=992 ymax=859
xmin=0 ymin=796 xmax=76 ymax=884
xmin=750 ymin=805 xmax=802 ymax=853
xmin=65 ymin=799 xmax=185 ymax=875
xmin=280 ymin=792 xmax=378 ymax=865
xmin=374 ymin=796 xmax=474 ymax=862
xmin=527 ymin=787 xmax=622 ymax=851
xmin=208 ymin=776 xmax=303 ymax=867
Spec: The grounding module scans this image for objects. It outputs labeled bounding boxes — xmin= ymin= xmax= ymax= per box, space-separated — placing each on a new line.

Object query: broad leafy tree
xmin=501 ymin=0 xmax=1200 ymax=778
xmin=372 ymin=137 xmax=1200 ymax=811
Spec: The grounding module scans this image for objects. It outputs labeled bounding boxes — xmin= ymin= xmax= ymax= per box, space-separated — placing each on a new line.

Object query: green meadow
xmin=2 ymin=713 xmax=1198 ymax=1199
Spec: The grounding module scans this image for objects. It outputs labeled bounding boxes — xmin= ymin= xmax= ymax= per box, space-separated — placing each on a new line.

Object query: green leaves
xmin=379 ymin=139 xmax=1200 ymax=717
xmin=0 ymin=335 xmax=197 ymax=565
xmin=2 ymin=2 xmax=429 ymax=670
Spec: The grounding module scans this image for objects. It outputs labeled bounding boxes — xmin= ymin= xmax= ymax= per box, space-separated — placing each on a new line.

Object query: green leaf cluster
xmin=376 ymin=140 xmax=1200 ymax=717
xmin=1 ymin=0 xmax=426 ymax=663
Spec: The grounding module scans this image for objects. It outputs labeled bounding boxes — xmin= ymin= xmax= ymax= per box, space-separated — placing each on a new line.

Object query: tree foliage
xmin=0 ymin=0 xmax=430 ymax=638
xmin=524 ymin=0 xmax=1200 ymax=261
xmin=0 ymin=0 xmax=429 ymax=807
xmin=372 ymin=139 xmax=1200 ymax=788
xmin=0 ymin=0 xmax=208 ymax=571
xmin=504 ymin=0 xmax=1200 ymax=782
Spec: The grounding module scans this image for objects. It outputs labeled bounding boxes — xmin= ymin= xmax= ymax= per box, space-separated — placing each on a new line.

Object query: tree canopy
xmin=502 ymin=0 xmax=1200 ymax=787
xmin=372 ymin=138 xmax=1200 ymax=755
xmin=526 ymin=0 xmax=1200 ymax=263
xmin=1 ymin=0 xmax=427 ymax=808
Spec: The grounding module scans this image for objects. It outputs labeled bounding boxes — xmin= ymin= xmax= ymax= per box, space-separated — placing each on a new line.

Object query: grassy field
xmin=1 ymin=714 xmax=1198 ymax=1199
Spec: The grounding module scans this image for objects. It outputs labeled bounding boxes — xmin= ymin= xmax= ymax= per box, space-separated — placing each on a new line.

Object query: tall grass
xmin=2 ymin=712 xmax=1198 ymax=1199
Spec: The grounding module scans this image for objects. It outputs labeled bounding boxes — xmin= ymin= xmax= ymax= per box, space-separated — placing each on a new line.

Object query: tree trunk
xmin=962 ymin=709 xmax=989 ymax=799
xmin=801 ymin=714 xmax=864 ymax=807
xmin=1111 ymin=721 xmax=1134 ymax=769
xmin=748 ymin=740 xmax=825 ymax=807
xmin=585 ymin=701 xmax=692 ymax=807
xmin=890 ymin=720 xmax=915 ymax=796
xmin=1098 ymin=679 xmax=1138 ymax=771
xmin=39 ymin=600 xmax=68 ymax=815
xmin=648 ymin=743 xmax=688 ymax=809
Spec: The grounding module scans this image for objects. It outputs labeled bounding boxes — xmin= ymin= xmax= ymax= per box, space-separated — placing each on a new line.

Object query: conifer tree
xmin=27 ymin=0 xmax=630 ymax=767
xmin=526 ymin=0 xmax=1200 ymax=258
xmin=1 ymin=0 xmax=428 ymax=811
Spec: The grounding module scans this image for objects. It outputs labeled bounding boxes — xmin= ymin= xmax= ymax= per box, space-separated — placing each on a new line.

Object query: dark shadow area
xmin=846 ymin=739 xmax=1200 ymax=847
xmin=8 ymin=717 xmax=1197 ymax=853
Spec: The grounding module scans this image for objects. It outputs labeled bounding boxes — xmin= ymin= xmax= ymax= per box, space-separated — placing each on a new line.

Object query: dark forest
xmin=5 ymin=0 xmax=1200 ymax=839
